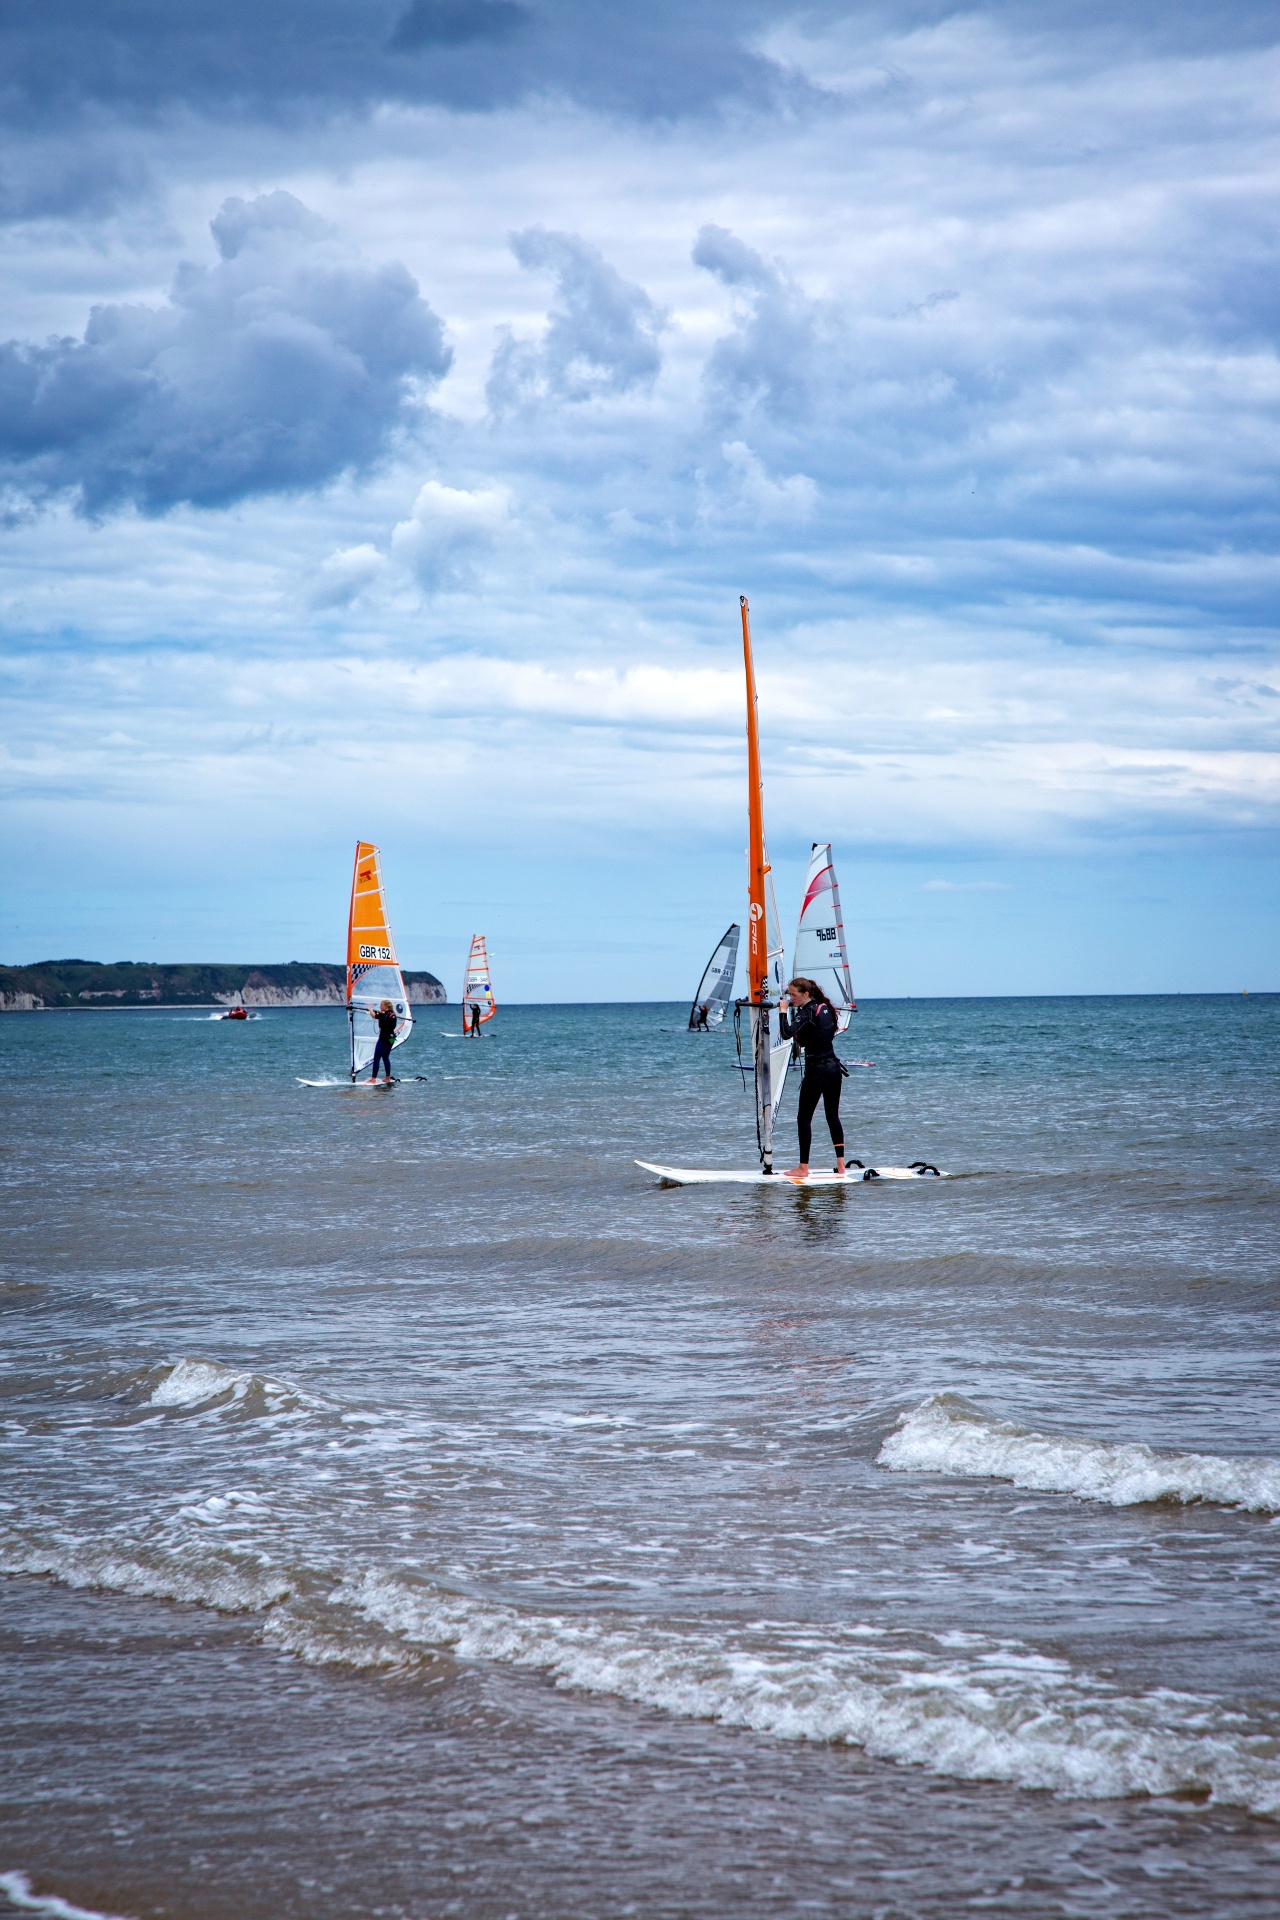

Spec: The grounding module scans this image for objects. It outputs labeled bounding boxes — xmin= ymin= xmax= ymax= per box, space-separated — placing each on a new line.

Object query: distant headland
xmin=0 ymin=960 xmax=446 ymax=1011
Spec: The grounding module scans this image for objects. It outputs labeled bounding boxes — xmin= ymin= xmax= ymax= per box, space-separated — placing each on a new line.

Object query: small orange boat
xmin=221 ymin=1005 xmax=249 ymax=1021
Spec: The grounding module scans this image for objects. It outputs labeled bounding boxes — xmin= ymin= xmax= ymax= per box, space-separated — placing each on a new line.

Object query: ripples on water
xmin=2 ymin=996 xmax=1278 ymax=1917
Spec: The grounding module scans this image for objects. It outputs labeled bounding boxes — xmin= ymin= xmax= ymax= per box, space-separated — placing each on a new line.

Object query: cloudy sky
xmin=2 ymin=1 xmax=1277 ymax=997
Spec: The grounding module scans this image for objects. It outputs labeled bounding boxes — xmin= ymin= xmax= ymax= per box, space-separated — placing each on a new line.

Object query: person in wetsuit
xmin=694 ymin=1002 xmax=711 ymax=1031
xmin=782 ymin=976 xmax=846 ymax=1180
xmin=368 ymin=999 xmax=398 ymax=1081
xmin=468 ymin=1000 xmax=482 ymax=1036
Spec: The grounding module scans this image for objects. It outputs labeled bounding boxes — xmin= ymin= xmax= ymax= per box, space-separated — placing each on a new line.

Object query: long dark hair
xmin=786 ymin=976 xmax=835 ymax=1013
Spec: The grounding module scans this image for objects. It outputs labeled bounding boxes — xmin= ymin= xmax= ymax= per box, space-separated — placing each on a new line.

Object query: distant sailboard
xmin=687 ymin=924 xmax=740 ymax=1030
xmin=300 ymin=839 xmax=413 ymax=1085
xmin=793 ymin=843 xmax=855 ymax=1033
xmin=461 ymin=935 xmax=496 ymax=1035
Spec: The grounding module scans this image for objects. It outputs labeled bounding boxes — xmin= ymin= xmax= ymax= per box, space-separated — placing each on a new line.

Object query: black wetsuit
xmin=788 ymin=1001 xmax=845 ymax=1164
xmin=370 ymin=1008 xmax=397 ymax=1079
xmin=469 ymin=1002 xmax=481 ymax=1035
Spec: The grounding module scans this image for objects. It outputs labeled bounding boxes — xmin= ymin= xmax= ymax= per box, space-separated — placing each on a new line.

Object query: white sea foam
xmin=0 ymin=1872 xmax=134 ymax=1920
xmin=143 ymin=1357 xmax=321 ymax=1416
xmin=265 ymin=1568 xmax=1280 ymax=1816
xmin=0 ymin=1529 xmax=292 ymax=1613
xmin=8 ymin=1525 xmax=1280 ymax=1816
xmin=878 ymin=1393 xmax=1280 ymax=1512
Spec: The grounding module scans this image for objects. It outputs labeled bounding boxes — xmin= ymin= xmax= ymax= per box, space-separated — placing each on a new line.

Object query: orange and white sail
xmin=346 ymin=841 xmax=413 ymax=1078
xmin=741 ymin=596 xmax=791 ymax=1170
xmin=793 ymin=843 xmax=856 ymax=1033
xmin=461 ymin=935 xmax=496 ymax=1030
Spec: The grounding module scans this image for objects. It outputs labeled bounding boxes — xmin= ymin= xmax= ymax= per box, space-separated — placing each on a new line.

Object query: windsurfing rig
xmin=346 ymin=841 xmax=413 ymax=1081
xmin=793 ymin=842 xmax=856 ymax=1032
xmin=688 ymin=923 xmax=740 ymax=1030
xmin=462 ymin=935 xmax=497 ymax=1030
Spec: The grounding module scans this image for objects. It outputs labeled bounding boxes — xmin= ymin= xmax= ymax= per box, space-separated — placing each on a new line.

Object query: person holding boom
xmin=782 ymin=977 xmax=846 ymax=1180
xmin=368 ymin=999 xmax=398 ymax=1082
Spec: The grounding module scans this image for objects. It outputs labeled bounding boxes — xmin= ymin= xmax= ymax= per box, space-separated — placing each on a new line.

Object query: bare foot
xmin=835 ymin=1157 xmax=846 ymax=1176
xmin=784 ymin=1165 xmax=809 ymax=1181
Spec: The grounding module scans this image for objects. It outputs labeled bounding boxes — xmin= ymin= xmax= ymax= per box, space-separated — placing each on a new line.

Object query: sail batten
xmin=792 ymin=842 xmax=856 ymax=1033
xmin=345 ymin=841 xmax=413 ymax=1079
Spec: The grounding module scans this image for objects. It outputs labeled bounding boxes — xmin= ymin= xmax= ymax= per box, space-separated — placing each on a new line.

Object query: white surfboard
xmin=298 ymin=1077 xmax=398 ymax=1089
xmin=635 ymin=1160 xmax=946 ymax=1185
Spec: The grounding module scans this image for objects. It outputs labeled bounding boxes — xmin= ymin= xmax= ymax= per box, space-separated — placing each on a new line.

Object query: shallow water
xmin=2 ymin=995 xmax=1278 ymax=1917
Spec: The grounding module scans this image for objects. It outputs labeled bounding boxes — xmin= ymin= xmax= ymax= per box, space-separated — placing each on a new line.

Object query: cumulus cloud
xmin=0 ymin=191 xmax=450 ymax=517
xmin=309 ymin=543 xmax=389 ymax=611
xmin=719 ymin=441 xmax=816 ymax=522
xmin=390 ymin=478 xmax=511 ymax=588
xmin=487 ymin=228 xmax=666 ymax=411
xmin=692 ymin=223 xmax=824 ymax=425
xmin=3 ymin=4 xmax=1280 ymax=989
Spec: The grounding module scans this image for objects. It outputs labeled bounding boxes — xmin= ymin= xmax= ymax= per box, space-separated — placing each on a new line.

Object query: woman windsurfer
xmin=782 ymin=977 xmax=846 ymax=1180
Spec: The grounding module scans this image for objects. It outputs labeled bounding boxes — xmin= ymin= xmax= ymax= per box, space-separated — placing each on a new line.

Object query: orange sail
xmin=345 ymin=841 xmax=412 ymax=1078
xmin=739 ymin=596 xmax=791 ymax=1170
xmin=742 ymin=596 xmax=769 ymax=1006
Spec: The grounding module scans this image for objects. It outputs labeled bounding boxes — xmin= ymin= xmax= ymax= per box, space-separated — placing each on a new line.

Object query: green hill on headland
xmin=0 ymin=960 xmax=446 ymax=1010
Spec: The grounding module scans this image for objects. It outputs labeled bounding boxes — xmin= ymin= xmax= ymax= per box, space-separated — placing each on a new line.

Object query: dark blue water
xmin=2 ymin=996 xmax=1278 ymax=1918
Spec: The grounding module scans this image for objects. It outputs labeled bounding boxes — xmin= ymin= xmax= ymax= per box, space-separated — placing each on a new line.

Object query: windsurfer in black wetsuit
xmin=368 ymin=999 xmax=398 ymax=1081
xmin=694 ymin=1002 xmax=711 ymax=1031
xmin=782 ymin=977 xmax=846 ymax=1180
xmin=468 ymin=1000 xmax=482 ymax=1036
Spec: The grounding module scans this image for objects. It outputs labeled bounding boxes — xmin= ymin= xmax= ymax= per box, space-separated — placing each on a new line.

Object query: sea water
xmin=1 ymin=995 xmax=1278 ymax=1918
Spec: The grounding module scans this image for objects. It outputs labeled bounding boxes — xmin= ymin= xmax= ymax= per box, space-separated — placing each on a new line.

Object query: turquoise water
xmin=2 ymin=996 xmax=1279 ymax=1918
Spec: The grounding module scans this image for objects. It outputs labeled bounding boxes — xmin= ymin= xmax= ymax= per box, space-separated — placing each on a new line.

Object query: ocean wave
xmin=0 ymin=1528 xmax=292 ymax=1613
xmin=268 ymin=1567 xmax=1280 ymax=1814
xmin=1 ymin=1872 xmax=134 ymax=1920
xmin=6 ymin=1519 xmax=1279 ymax=1816
xmin=878 ymin=1393 xmax=1280 ymax=1512
xmin=138 ymin=1357 xmax=323 ymax=1418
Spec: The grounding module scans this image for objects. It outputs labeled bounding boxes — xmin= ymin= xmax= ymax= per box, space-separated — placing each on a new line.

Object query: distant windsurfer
xmin=369 ymin=999 xmax=397 ymax=1081
xmin=694 ymin=1002 xmax=711 ymax=1031
xmin=781 ymin=978 xmax=846 ymax=1180
xmin=468 ymin=1000 xmax=482 ymax=1036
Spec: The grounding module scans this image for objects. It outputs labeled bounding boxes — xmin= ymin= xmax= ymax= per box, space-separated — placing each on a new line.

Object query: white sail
xmin=762 ymin=859 xmax=791 ymax=1119
xmin=688 ymin=924 xmax=740 ymax=1029
xmin=792 ymin=842 xmax=856 ymax=1033
xmin=737 ymin=828 xmax=793 ymax=1127
xmin=461 ymin=935 xmax=496 ymax=1029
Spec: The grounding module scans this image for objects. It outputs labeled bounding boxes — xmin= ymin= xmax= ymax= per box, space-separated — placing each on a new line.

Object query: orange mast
xmin=742 ymin=595 xmax=770 ymax=1007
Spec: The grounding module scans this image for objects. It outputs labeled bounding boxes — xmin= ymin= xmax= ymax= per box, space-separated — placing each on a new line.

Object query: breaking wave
xmin=134 ymin=1357 xmax=325 ymax=1418
xmin=0 ymin=1872 xmax=134 ymax=1920
xmin=878 ymin=1393 xmax=1280 ymax=1512
xmin=4 ymin=1525 xmax=1278 ymax=1816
